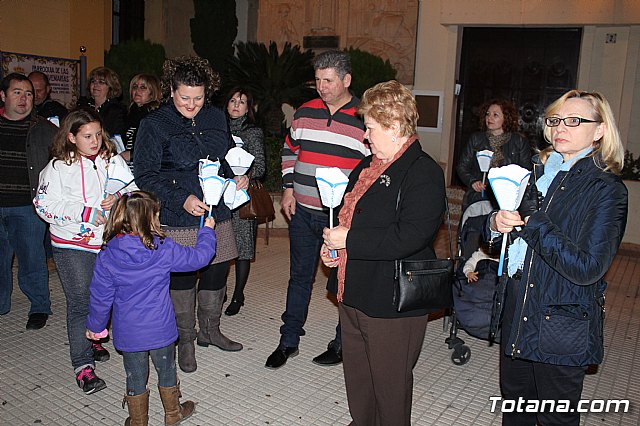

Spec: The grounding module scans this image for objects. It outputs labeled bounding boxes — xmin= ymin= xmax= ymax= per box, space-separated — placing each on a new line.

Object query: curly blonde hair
xmin=161 ymin=56 xmax=220 ymax=100
xmin=358 ymin=80 xmax=418 ymax=137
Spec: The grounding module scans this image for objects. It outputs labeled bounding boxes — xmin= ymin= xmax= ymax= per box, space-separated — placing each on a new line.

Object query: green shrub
xmin=104 ymin=39 xmax=166 ymax=104
xmin=622 ymin=150 xmax=640 ymax=181
xmin=263 ymin=135 xmax=284 ymax=192
xmin=346 ymin=47 xmax=397 ymax=98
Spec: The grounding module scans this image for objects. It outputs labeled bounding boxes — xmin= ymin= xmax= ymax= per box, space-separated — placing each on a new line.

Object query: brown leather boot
xmin=196 ymin=287 xmax=242 ymax=351
xmin=122 ymin=390 xmax=149 ymax=426
xmin=158 ymin=384 xmax=195 ymax=425
xmin=170 ymin=289 xmax=197 ymax=373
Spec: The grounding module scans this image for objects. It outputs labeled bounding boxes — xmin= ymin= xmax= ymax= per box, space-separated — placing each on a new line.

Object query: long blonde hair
xmin=543 ymin=90 xmax=624 ymax=174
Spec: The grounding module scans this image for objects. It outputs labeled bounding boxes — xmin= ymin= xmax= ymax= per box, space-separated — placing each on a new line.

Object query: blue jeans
xmin=122 ymin=343 xmax=177 ymax=396
xmin=280 ymin=204 xmax=341 ymax=348
xmin=0 ymin=205 xmax=50 ymax=316
xmin=53 ymin=247 xmax=96 ymax=372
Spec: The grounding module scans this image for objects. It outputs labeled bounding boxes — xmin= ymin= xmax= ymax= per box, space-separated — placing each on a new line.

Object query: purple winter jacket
xmin=86 ymin=227 xmax=216 ymax=352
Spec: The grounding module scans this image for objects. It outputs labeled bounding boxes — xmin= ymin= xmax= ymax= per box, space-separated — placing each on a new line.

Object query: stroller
xmin=444 ymin=199 xmax=499 ymax=365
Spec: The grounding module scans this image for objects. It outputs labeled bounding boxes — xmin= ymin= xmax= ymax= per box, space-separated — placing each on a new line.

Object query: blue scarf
xmin=507 ymin=148 xmax=593 ymax=277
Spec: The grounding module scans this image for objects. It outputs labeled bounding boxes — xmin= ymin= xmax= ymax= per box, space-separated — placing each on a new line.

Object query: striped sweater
xmin=282 ymin=97 xmax=369 ymax=211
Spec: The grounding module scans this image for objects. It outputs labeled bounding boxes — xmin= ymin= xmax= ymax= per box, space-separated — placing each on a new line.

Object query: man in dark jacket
xmin=28 ymin=71 xmax=68 ymax=123
xmin=0 ymin=73 xmax=57 ymax=329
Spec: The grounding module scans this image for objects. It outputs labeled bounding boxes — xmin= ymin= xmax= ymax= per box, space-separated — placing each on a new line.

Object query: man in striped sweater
xmin=266 ymin=50 xmax=369 ymax=369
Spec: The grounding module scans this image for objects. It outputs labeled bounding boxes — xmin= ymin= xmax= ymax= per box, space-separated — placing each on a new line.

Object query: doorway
xmin=452 ymin=27 xmax=582 ymax=186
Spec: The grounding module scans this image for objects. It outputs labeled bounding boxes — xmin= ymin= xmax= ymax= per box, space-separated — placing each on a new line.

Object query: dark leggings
xmin=170 ymin=261 xmax=229 ymax=291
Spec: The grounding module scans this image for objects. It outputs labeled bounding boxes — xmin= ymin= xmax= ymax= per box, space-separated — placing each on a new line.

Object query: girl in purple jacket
xmin=86 ymin=191 xmax=216 ymax=425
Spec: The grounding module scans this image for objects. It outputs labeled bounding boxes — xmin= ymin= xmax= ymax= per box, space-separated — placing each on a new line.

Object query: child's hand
xmin=203 ymin=217 xmax=216 ymax=229
xmin=466 ymin=271 xmax=479 ymax=282
xmin=86 ymin=329 xmax=108 ymax=340
xmin=101 ymin=194 xmax=117 ymax=211
xmin=93 ymin=210 xmax=107 ymax=226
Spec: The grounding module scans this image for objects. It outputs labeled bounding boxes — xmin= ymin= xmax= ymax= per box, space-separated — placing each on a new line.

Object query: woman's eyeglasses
xmin=545 ymin=117 xmax=601 ymax=127
xmin=90 ymin=79 xmax=107 ymax=86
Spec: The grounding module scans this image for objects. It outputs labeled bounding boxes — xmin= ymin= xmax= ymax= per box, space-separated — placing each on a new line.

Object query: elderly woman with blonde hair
xmin=490 ymin=90 xmax=628 ymax=425
xmin=322 ymin=80 xmax=446 ymax=425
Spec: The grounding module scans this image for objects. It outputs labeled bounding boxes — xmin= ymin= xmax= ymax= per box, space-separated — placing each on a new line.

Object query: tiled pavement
xmin=1 ymin=233 xmax=638 ymax=425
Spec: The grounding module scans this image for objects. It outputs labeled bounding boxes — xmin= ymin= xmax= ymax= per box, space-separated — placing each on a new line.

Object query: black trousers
xmin=170 ymin=261 xmax=229 ymax=291
xmin=500 ymin=281 xmax=587 ymax=426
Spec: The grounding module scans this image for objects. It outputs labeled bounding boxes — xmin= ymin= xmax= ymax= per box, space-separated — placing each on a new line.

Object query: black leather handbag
xmin=393 ymin=164 xmax=455 ymax=312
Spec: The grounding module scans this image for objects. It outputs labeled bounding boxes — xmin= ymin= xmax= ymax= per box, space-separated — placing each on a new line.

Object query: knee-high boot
xmin=225 ymin=260 xmax=250 ymax=316
xmin=123 ymin=390 xmax=149 ymax=426
xmin=196 ymin=287 xmax=243 ymax=351
xmin=170 ymin=288 xmax=197 ymax=373
xmin=158 ymin=383 xmax=195 ymax=425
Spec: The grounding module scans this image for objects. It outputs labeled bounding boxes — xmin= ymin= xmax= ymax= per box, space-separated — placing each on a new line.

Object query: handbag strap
xmin=395 ymin=155 xmax=454 ymax=260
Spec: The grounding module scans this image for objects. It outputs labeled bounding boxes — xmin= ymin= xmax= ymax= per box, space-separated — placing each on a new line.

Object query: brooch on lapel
xmin=379 ymin=175 xmax=391 ymax=187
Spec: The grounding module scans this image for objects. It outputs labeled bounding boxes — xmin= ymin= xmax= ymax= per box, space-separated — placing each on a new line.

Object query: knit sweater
xmin=281 ymin=97 xmax=368 ymax=211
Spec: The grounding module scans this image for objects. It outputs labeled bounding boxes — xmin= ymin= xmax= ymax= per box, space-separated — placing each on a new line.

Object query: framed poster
xmin=1 ymin=51 xmax=80 ymax=110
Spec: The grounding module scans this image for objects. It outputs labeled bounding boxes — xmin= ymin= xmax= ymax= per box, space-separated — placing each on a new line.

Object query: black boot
xmin=170 ymin=289 xmax=197 ymax=373
xmin=225 ymin=260 xmax=250 ymax=316
xmin=196 ymin=287 xmax=243 ymax=351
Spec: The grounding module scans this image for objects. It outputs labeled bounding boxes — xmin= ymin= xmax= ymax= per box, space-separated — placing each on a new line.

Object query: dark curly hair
xmin=478 ymin=99 xmax=519 ymax=133
xmin=160 ymin=55 xmax=221 ymax=100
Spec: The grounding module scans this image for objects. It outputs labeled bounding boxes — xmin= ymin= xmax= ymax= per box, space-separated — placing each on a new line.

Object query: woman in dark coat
xmin=134 ymin=56 xmax=247 ymax=373
xmin=223 ymin=87 xmax=266 ymax=316
xmin=490 ymin=90 xmax=628 ymax=425
xmin=81 ymin=67 xmax=127 ymax=138
xmin=456 ymin=99 xmax=531 ymax=209
xmin=322 ymin=80 xmax=446 ymax=425
xmin=121 ymin=73 xmax=161 ymax=168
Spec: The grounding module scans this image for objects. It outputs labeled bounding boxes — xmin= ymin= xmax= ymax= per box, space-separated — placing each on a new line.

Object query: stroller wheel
xmin=451 ymin=343 xmax=471 ymax=365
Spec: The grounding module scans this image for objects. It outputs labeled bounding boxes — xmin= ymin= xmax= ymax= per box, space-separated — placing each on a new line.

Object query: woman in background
xmin=81 ymin=67 xmax=127 ymax=138
xmin=223 ymin=87 xmax=266 ymax=316
xmin=456 ymin=99 xmax=531 ymax=209
xmin=121 ymin=73 xmax=161 ymax=166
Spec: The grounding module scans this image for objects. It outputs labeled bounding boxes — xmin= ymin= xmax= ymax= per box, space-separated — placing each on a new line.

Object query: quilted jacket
xmin=134 ymin=102 xmax=235 ymax=226
xmin=490 ymin=154 xmax=628 ymax=366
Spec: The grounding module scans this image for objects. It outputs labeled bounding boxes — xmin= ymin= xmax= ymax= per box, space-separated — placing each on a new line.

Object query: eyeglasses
xmin=132 ymin=84 xmax=149 ymax=91
xmin=545 ymin=117 xmax=601 ymax=127
xmin=90 ymin=79 xmax=107 ymax=85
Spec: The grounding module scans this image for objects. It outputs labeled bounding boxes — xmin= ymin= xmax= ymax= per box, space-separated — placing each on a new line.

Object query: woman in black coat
xmin=134 ymin=56 xmax=247 ymax=374
xmin=322 ymin=80 xmax=446 ymax=425
xmin=80 ymin=67 xmax=127 ymax=138
xmin=456 ymin=99 xmax=531 ymax=209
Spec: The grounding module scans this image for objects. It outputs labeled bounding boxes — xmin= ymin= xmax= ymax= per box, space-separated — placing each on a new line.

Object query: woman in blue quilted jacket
xmin=134 ymin=56 xmax=247 ymax=374
xmin=490 ymin=90 xmax=628 ymax=425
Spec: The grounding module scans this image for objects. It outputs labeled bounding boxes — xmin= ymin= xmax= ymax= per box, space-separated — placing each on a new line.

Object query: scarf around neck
xmin=507 ymin=147 xmax=593 ymax=277
xmin=335 ymin=136 xmax=416 ymax=302
xmin=487 ymin=132 xmax=510 ymax=167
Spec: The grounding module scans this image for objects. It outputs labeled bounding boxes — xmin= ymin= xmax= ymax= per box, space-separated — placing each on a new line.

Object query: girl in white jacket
xmin=34 ymin=108 xmax=137 ymax=394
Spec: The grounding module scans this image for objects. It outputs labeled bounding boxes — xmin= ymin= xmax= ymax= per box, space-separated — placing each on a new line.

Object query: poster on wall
xmin=0 ymin=51 xmax=80 ymax=110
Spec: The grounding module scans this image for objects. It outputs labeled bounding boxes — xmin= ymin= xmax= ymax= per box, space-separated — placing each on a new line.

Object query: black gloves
xmin=518 ymin=184 xmax=542 ymax=220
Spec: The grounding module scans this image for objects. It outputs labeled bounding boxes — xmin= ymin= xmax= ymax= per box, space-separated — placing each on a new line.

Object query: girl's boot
xmin=158 ymin=384 xmax=195 ymax=425
xmin=122 ymin=390 xmax=149 ymax=426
